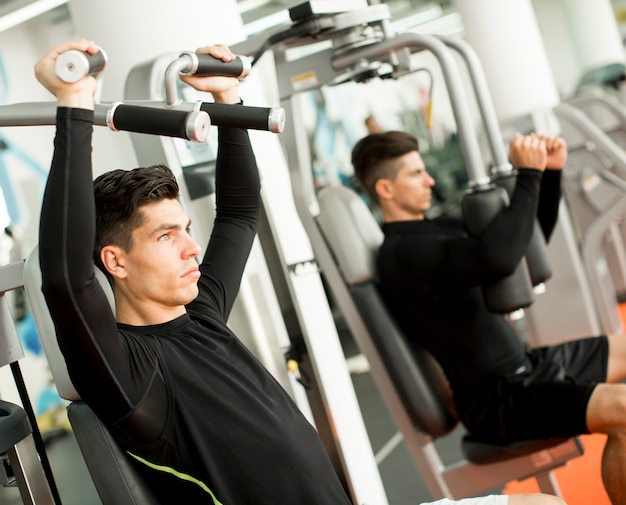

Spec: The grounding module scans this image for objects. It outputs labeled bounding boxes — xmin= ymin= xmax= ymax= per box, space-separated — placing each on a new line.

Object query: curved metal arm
xmin=555 ymin=102 xmax=626 ymax=178
xmin=332 ymin=32 xmax=489 ymax=186
xmin=437 ymin=36 xmax=512 ymax=175
xmin=567 ymin=87 xmax=626 ymax=124
xmin=163 ymin=55 xmax=192 ymax=107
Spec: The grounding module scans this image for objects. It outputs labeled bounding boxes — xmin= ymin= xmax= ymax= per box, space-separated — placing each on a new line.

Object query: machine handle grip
xmin=180 ymin=51 xmax=251 ymax=78
xmin=55 ymin=49 xmax=107 ymax=83
xmin=200 ymin=102 xmax=285 ymax=133
xmin=107 ymin=104 xmax=210 ymax=142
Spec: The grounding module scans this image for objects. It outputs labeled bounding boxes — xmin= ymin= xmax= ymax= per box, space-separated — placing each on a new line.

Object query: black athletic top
xmin=376 ymin=169 xmax=562 ymax=394
xmin=39 ymin=108 xmax=351 ymax=504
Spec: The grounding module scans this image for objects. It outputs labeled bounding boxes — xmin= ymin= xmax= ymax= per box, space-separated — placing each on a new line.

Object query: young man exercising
xmin=351 ymin=129 xmax=626 ymax=504
xmin=35 ymin=38 xmax=352 ymax=505
xmin=35 ymin=39 xmax=565 ymax=505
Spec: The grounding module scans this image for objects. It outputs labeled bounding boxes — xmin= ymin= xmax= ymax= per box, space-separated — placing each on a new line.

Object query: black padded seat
xmin=350 ymin=282 xmax=457 ymax=438
xmin=353 ymin=280 xmax=577 ymax=464
xmin=462 ymin=436 xmax=581 ymax=465
xmin=67 ymin=401 xmax=159 ymax=505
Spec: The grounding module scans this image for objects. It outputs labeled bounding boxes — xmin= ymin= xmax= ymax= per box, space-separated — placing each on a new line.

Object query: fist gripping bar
xmin=107 ymin=103 xmax=210 ymax=142
xmin=55 ymin=49 xmax=107 ymax=83
xmin=177 ymin=52 xmax=283 ymax=133
xmin=178 ymin=51 xmax=251 ymax=78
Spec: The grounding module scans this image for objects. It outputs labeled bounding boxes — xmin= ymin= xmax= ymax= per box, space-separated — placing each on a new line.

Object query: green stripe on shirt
xmin=127 ymin=451 xmax=224 ymax=505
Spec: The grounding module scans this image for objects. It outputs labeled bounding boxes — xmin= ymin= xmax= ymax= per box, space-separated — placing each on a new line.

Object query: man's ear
xmin=374 ymin=178 xmax=394 ymax=201
xmin=100 ymin=245 xmax=128 ymax=279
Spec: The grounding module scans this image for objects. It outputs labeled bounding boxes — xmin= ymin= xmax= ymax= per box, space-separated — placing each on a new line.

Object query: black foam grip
xmin=111 ymin=105 xmax=192 ymax=139
xmin=200 ymin=102 xmax=270 ymax=131
xmin=462 ymin=186 xmax=508 ymax=236
xmin=85 ymin=51 xmax=106 ymax=75
xmin=194 ymin=54 xmax=246 ymax=77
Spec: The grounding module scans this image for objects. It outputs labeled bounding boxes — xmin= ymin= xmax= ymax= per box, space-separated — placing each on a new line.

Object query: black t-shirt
xmin=39 ymin=108 xmax=351 ymax=504
xmin=376 ymin=169 xmax=562 ymax=394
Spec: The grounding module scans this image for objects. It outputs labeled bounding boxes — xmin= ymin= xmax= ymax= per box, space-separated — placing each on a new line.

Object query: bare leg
xmin=508 ymin=495 xmax=566 ymax=505
xmin=605 ymin=333 xmax=626 ymax=383
xmin=586 ymin=383 xmax=626 ymax=504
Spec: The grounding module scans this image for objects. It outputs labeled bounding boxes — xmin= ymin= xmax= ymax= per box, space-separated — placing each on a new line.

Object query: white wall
xmin=534 ymin=0 xmax=626 ymax=99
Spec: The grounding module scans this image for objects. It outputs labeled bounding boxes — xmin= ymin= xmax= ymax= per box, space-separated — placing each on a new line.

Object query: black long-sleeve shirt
xmin=39 ymin=108 xmax=351 ymax=504
xmin=376 ymin=169 xmax=562 ymax=393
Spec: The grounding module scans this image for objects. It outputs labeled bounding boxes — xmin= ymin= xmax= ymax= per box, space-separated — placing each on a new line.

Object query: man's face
xmin=121 ymin=198 xmax=202 ymax=309
xmin=386 ymin=151 xmax=435 ymax=219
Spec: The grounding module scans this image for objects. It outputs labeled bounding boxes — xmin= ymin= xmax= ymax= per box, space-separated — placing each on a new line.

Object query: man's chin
xmin=182 ymin=286 xmax=200 ymax=305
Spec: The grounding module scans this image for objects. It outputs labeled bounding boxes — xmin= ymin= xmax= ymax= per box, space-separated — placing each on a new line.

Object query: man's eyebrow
xmin=149 ymin=219 xmax=192 ymax=236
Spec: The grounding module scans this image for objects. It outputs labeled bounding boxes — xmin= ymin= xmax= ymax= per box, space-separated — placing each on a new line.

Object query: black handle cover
xmin=200 ymin=102 xmax=279 ymax=132
xmin=110 ymin=105 xmax=198 ymax=140
xmin=189 ymin=53 xmax=250 ymax=78
xmin=84 ymin=50 xmax=107 ymax=75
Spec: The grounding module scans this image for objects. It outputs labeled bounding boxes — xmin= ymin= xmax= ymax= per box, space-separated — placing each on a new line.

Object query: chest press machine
xmin=228 ymin=1 xmax=584 ymax=499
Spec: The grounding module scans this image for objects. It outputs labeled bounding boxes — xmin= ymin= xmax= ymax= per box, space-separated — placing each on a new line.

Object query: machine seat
xmin=67 ymin=401 xmax=159 ymax=505
xmin=462 ymin=436 xmax=579 ymax=465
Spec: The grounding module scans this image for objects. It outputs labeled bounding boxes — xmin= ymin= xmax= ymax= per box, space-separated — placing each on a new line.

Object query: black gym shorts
xmin=455 ymin=335 xmax=609 ymax=444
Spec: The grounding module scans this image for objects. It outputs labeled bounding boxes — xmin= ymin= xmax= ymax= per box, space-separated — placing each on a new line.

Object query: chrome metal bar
xmin=0 ymin=102 xmax=209 ymax=141
xmin=331 ymin=31 xmax=489 ymax=185
xmin=7 ymin=436 xmax=55 ymax=505
xmin=438 ymin=36 xmax=512 ymax=173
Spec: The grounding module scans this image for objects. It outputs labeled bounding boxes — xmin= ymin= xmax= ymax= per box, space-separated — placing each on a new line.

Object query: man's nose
xmin=185 ymin=234 xmax=201 ymax=257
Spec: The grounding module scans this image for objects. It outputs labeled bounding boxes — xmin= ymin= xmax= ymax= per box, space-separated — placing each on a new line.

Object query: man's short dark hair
xmin=351 ymin=131 xmax=419 ymax=205
xmin=93 ymin=164 xmax=179 ymax=279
